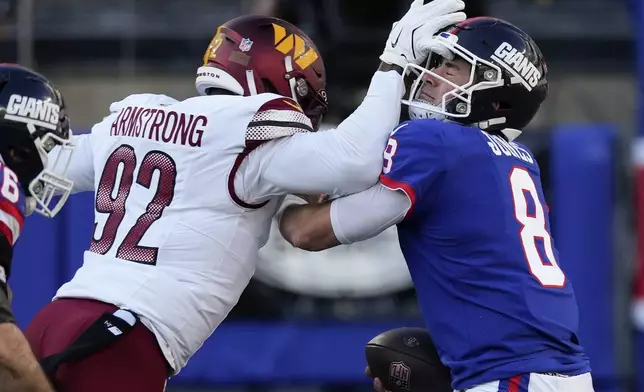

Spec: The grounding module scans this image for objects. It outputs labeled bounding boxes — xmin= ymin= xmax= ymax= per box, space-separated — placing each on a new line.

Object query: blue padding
xmin=169 ymin=321 xmax=423 ymax=385
xmin=550 ymin=124 xmax=616 ymax=381
xmin=11 ymin=214 xmax=59 ymax=329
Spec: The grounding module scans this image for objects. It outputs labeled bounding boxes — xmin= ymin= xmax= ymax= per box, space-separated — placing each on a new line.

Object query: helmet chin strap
xmin=25 ymin=197 xmax=36 ymax=216
xmin=245 ymin=70 xmax=258 ymax=95
xmin=408 ymin=101 xmax=447 ymax=122
xmin=283 ymin=56 xmax=300 ymax=102
xmin=407 ymin=100 xmax=522 ymax=141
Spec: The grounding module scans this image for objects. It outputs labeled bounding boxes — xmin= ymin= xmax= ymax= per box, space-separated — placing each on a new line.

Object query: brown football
xmin=365 ymin=327 xmax=452 ymax=392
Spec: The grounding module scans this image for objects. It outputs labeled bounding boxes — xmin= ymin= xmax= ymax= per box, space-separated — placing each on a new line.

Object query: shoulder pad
xmin=246 ymin=96 xmax=313 ymax=142
xmin=109 ymin=93 xmax=179 ymax=114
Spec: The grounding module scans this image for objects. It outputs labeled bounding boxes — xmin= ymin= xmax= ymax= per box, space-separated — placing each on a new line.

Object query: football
xmin=365 ymin=327 xmax=452 ymax=392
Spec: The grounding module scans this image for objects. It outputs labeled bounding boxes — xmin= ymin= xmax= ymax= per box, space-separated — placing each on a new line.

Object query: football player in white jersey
xmin=24 ymin=1 xmax=466 ymax=391
xmin=0 ymin=64 xmax=76 ymax=392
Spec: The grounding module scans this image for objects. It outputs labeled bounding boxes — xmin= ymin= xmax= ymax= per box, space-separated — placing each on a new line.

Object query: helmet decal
xmin=272 ymin=23 xmax=319 ymax=70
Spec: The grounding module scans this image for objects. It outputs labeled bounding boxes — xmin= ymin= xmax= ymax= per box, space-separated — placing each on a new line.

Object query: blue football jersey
xmin=380 ymin=120 xmax=590 ymax=390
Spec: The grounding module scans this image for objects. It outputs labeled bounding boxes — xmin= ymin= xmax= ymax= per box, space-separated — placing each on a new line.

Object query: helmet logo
xmin=439 ymin=32 xmax=459 ymax=43
xmin=203 ymin=26 xmax=225 ymax=65
xmin=272 ymin=23 xmax=319 ymax=70
xmin=5 ymin=94 xmax=60 ymax=131
xmin=491 ymin=42 xmax=541 ymax=90
xmin=239 ymin=38 xmax=254 ymax=52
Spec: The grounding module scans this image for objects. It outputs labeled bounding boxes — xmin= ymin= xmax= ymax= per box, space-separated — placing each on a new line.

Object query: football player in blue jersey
xmin=0 ymin=64 xmax=76 ymax=391
xmin=279 ymin=17 xmax=594 ymax=392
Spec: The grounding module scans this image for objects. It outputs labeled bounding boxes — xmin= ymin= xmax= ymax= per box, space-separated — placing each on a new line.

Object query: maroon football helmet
xmin=196 ymin=15 xmax=328 ymax=130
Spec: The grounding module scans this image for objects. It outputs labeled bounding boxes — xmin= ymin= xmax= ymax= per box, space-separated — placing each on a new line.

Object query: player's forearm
xmin=260 ymin=71 xmax=405 ymax=197
xmin=281 ymin=183 xmax=410 ymax=251
xmin=332 ymin=69 xmax=404 ymax=165
xmin=257 ymin=130 xmax=378 ymax=197
xmin=279 ymin=202 xmax=340 ymax=252
xmin=0 ymin=323 xmax=54 ymax=392
xmin=330 ymin=183 xmax=409 ymax=245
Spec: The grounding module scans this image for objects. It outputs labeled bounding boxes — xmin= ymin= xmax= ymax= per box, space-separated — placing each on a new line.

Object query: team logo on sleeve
xmin=4 ymin=94 xmax=60 ymax=131
xmin=389 ymin=361 xmax=411 ymax=390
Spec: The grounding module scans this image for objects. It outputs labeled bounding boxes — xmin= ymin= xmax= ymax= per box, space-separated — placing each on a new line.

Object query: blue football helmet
xmin=0 ymin=64 xmax=75 ymax=217
xmin=403 ymin=17 xmax=548 ymax=140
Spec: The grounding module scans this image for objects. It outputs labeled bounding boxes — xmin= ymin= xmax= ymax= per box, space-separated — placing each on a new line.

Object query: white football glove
xmin=380 ymin=0 xmax=466 ymax=69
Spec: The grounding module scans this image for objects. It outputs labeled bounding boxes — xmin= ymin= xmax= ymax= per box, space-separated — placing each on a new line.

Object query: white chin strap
xmin=284 ymin=56 xmax=298 ymax=101
xmin=408 ymin=103 xmax=522 ymax=141
xmin=408 ymin=102 xmax=446 ymax=122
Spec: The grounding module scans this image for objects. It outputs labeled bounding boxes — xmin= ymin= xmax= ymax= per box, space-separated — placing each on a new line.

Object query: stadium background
xmin=0 ymin=0 xmax=641 ymax=391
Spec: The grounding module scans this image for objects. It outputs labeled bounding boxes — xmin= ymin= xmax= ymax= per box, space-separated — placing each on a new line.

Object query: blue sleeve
xmin=379 ymin=120 xmax=445 ymax=216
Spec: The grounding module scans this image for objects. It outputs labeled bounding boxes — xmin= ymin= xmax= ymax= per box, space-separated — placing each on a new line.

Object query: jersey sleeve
xmin=379 ymin=120 xmax=446 ymax=217
xmin=247 ymin=70 xmax=405 ymax=199
xmin=245 ymin=96 xmax=314 ymax=141
xmin=47 ymin=131 xmax=94 ymax=194
xmin=67 ymin=132 xmax=94 ymax=194
xmin=0 ymin=165 xmax=25 ymax=248
xmin=330 ymin=182 xmax=411 ymax=244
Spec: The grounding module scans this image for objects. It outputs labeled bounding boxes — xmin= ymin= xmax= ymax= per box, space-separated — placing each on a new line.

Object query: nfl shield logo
xmin=239 ymin=38 xmax=254 ymax=52
xmin=389 ymin=361 xmax=411 ymax=390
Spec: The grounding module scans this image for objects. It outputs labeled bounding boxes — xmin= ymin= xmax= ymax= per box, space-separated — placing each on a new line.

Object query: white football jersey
xmin=54 ymin=92 xmax=315 ymax=372
xmin=54 ymin=70 xmax=404 ymax=374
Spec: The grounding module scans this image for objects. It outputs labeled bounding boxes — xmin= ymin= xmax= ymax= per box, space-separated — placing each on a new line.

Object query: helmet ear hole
xmin=8 ymin=146 xmax=32 ymax=163
xmin=295 ymin=78 xmax=309 ymax=98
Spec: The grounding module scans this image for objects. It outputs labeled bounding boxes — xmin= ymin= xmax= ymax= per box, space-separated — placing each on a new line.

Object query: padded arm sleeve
xmin=330 ymin=183 xmax=410 ymax=244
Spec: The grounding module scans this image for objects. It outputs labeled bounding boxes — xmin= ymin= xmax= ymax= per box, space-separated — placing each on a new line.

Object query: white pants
xmin=460 ymin=372 xmax=594 ymax=392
